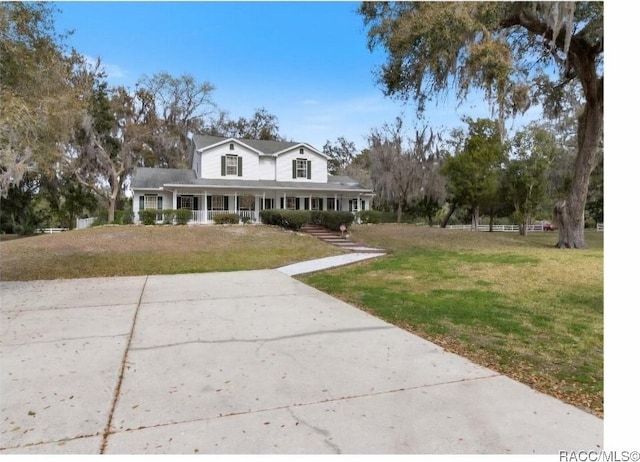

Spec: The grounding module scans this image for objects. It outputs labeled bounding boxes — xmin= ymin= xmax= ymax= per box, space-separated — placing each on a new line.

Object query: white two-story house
xmin=131 ymin=135 xmax=374 ymax=224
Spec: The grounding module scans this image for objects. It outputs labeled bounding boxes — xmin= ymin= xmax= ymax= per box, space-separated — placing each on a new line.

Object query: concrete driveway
xmin=1 ymin=269 xmax=602 ymax=454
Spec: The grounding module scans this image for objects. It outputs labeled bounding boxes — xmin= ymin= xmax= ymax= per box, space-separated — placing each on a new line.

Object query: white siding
xmin=275 ymin=148 xmax=328 ymax=183
xmin=259 ymin=157 xmax=276 ymax=180
xmin=133 ymin=191 xmax=173 ymax=224
xmin=200 ymin=141 xmax=260 ymax=180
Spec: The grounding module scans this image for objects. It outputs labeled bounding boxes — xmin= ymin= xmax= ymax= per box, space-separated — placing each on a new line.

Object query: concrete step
xmin=301 ymin=224 xmax=386 ymax=254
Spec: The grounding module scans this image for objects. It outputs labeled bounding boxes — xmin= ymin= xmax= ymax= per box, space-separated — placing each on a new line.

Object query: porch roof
xmin=131 ymin=168 xmax=374 ymax=194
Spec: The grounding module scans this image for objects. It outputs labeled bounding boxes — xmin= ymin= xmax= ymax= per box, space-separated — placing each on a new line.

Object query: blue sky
xmin=53 ymin=1 xmax=503 ymax=151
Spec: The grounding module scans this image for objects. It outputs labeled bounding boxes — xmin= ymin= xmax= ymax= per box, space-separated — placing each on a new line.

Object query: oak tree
xmin=360 ymin=1 xmax=603 ymax=247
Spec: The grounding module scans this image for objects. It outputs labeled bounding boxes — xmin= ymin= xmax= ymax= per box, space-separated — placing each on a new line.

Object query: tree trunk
xmin=108 ymin=195 xmax=117 ymax=223
xmin=440 ymin=202 xmax=456 ymax=228
xmin=556 ymin=79 xmax=603 ymax=248
xmin=489 ymin=206 xmax=495 ymax=232
xmin=471 ymin=205 xmax=480 ymax=231
xmin=107 ymin=171 xmax=121 ymax=224
xmin=396 ymin=202 xmax=403 ymax=223
xmin=553 ymin=33 xmax=604 ymax=249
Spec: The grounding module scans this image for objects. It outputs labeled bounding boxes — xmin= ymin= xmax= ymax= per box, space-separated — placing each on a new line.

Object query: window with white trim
xmin=296 ymin=159 xmax=307 ymax=179
xmin=211 ymin=195 xmax=224 ymax=210
xmin=226 ymin=155 xmax=238 ymax=176
xmin=239 ymin=195 xmax=254 ymax=210
xmin=179 ymin=196 xmax=195 ymax=210
xmin=144 ymin=195 xmax=157 ymax=210
xmin=286 ymin=197 xmax=296 ymax=210
xmin=311 ymin=198 xmax=321 ymax=211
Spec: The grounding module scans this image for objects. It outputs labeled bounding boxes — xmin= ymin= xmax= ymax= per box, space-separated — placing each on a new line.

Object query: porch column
xmin=172 ymin=191 xmax=177 ymax=209
xmin=334 ymin=194 xmax=337 ymax=211
xmin=204 ymin=190 xmax=208 ymax=223
xmin=255 ymin=195 xmax=260 ymax=222
xmin=283 ymin=192 xmax=287 ymax=210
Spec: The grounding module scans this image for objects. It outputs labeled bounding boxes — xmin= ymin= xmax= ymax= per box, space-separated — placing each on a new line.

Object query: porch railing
xmin=190 ymin=210 xmax=257 ymax=224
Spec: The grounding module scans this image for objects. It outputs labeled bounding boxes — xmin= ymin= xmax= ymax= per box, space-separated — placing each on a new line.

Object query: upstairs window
xmin=296 ymin=159 xmax=307 ymax=178
xmin=226 ymin=155 xmax=238 ymax=175
xmin=221 ymin=154 xmax=242 ymax=176
xmin=292 ymin=158 xmax=311 ymax=179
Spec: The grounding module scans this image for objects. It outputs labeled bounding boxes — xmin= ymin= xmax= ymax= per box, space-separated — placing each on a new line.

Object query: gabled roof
xmin=192 ymin=135 xmax=324 ymax=157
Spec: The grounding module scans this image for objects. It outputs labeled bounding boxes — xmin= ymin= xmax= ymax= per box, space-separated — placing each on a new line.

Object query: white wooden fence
xmin=446 ymin=224 xmax=604 ymax=232
xmin=76 ymin=217 xmax=97 ymax=229
xmin=35 ymin=227 xmax=68 ymax=234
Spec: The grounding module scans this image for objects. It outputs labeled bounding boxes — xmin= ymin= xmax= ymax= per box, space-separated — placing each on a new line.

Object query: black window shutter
xmin=295 ymin=198 xmax=300 ymax=210
xmin=238 ymin=157 xmax=243 ymax=177
xmin=224 ymin=196 xmax=229 ymax=210
xmin=158 ymin=196 xmax=163 ymax=210
xmin=221 ymin=156 xmax=226 ymax=176
xmin=139 ymin=196 xmax=144 ymax=210
xmin=307 ymin=160 xmax=312 ymax=179
xmin=292 ymin=159 xmax=297 ymax=178
xmin=304 ymin=198 xmax=309 ymax=210
xmin=319 ymin=198 xmax=323 ymax=210
xmin=280 ymin=197 xmax=284 ymax=209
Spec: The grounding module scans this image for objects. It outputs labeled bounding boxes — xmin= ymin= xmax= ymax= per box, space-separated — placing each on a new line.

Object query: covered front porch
xmin=134 ymin=187 xmax=373 ymax=225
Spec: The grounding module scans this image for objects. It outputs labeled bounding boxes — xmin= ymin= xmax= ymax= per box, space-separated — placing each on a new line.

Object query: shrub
xmin=90 ymin=217 xmax=107 ymax=227
xmin=260 ymin=210 xmax=310 ymax=231
xmin=310 ymin=210 xmax=355 ymax=231
xmin=115 ymin=208 xmax=134 ymax=225
xmin=214 ymin=213 xmax=240 ymax=224
xmin=139 ymin=209 xmax=159 ymax=225
xmin=585 ymin=217 xmax=596 ymax=229
xmin=158 ymin=209 xmax=176 ymax=225
xmin=358 ymin=210 xmax=395 ymax=224
xmin=175 ymin=208 xmax=193 ymax=225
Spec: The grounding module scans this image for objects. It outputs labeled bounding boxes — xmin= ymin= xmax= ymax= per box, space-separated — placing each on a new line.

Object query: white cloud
xmin=82 ymin=55 xmax=127 ymax=81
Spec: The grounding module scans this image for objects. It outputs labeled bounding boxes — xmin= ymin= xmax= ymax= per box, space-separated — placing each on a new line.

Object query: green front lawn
xmin=300 ymin=225 xmax=603 ymax=416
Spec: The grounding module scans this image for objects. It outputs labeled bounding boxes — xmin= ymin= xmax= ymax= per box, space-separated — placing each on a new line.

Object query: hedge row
xmin=310 ymin=211 xmax=355 ymax=231
xmin=260 ymin=210 xmax=355 ymax=232
xmin=214 ymin=213 xmax=240 ymax=224
xmin=260 ymin=210 xmax=310 ymax=231
xmin=138 ymin=209 xmax=200 ymax=225
xmin=357 ymin=210 xmax=396 ymax=224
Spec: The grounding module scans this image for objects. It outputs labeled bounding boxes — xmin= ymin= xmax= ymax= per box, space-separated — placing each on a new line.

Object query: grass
xmin=300 ymin=224 xmax=603 ymax=417
xmin=0 ymin=224 xmax=343 ymax=281
xmin=1 ymin=222 xmax=604 ymax=417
